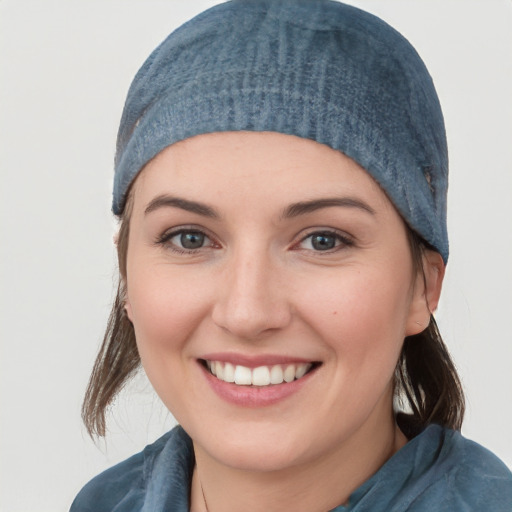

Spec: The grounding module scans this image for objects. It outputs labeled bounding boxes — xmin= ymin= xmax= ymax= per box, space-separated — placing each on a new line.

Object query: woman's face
xmin=125 ymin=131 xmax=429 ymax=473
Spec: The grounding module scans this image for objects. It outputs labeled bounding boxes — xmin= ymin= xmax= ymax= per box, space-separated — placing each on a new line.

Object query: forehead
xmin=130 ymin=131 xmax=392 ymax=214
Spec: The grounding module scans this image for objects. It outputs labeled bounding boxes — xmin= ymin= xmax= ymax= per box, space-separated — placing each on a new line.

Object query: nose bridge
xmin=212 ymin=242 xmax=290 ymax=339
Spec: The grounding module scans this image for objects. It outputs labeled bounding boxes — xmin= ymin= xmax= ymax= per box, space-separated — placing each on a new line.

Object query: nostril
xmin=211 ymin=299 xmax=292 ymax=340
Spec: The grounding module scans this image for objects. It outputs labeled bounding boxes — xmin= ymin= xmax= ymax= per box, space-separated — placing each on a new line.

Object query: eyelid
xmin=155 ymin=225 xmax=220 ymax=253
xmin=292 ymin=228 xmax=355 ymax=252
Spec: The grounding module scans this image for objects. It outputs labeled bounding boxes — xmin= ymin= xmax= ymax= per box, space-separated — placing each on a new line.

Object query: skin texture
xmin=124 ymin=131 xmax=444 ymax=512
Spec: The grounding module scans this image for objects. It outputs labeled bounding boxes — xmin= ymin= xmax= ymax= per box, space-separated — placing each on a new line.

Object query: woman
xmin=71 ymin=1 xmax=512 ymax=510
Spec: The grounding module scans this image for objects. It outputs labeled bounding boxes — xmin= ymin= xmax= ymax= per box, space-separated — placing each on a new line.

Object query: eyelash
xmin=155 ymin=227 xmax=354 ymax=255
xmin=295 ymin=229 xmax=355 ymax=253
xmin=155 ymin=227 xmax=217 ymax=254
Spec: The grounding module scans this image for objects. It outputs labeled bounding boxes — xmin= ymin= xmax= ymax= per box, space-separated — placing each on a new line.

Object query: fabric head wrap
xmin=114 ymin=0 xmax=449 ymax=262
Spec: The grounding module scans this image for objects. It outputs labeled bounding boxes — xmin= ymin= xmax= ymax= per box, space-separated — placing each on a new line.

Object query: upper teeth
xmin=206 ymin=361 xmax=312 ymax=386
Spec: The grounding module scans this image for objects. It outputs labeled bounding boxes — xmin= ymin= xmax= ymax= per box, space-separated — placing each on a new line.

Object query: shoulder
xmin=69 ymin=450 xmax=145 ymax=512
xmin=70 ymin=426 xmax=190 ymax=512
xmin=411 ymin=426 xmax=512 ymax=511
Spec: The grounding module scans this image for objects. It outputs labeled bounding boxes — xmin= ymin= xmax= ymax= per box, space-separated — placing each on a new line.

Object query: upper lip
xmin=200 ymin=352 xmax=318 ymax=368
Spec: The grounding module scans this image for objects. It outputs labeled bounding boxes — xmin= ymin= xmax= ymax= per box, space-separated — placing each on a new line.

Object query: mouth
xmin=201 ymin=359 xmax=320 ymax=387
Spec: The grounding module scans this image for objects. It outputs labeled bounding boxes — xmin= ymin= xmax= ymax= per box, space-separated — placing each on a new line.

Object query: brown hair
xmin=82 ymin=201 xmax=464 ymax=438
xmin=394 ymin=230 xmax=465 ymax=437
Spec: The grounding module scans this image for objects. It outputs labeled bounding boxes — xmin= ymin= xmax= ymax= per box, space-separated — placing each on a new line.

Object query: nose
xmin=211 ymin=248 xmax=292 ymax=340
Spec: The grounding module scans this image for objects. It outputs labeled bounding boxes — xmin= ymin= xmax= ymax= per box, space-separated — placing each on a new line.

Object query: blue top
xmin=70 ymin=424 xmax=512 ymax=511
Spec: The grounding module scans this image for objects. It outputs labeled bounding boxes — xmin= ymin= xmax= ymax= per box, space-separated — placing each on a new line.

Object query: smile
xmin=205 ymin=360 xmax=314 ymax=386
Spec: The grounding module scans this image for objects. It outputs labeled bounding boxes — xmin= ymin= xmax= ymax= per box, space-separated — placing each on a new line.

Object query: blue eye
xmin=299 ymin=231 xmax=352 ymax=252
xmin=310 ymin=233 xmax=336 ymax=250
xmin=175 ymin=231 xmax=206 ymax=250
xmin=157 ymin=228 xmax=213 ymax=253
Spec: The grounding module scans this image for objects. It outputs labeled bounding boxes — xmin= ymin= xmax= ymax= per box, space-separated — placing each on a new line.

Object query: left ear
xmin=405 ymin=250 xmax=445 ymax=336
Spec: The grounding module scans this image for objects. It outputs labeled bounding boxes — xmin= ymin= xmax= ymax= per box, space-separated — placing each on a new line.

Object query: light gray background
xmin=1 ymin=1 xmax=511 ymax=511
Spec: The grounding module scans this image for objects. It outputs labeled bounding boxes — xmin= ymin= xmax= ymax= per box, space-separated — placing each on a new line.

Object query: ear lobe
xmin=406 ymin=250 xmax=445 ymax=336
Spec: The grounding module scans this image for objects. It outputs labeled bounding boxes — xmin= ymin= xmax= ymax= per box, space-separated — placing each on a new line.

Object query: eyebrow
xmin=144 ymin=195 xmax=218 ymax=218
xmin=282 ymin=197 xmax=376 ymax=218
xmin=144 ymin=194 xmax=375 ymax=219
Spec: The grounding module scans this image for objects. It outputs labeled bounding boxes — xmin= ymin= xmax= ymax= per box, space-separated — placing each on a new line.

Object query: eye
xmin=298 ymin=231 xmax=353 ymax=252
xmin=156 ymin=228 xmax=215 ymax=253
xmin=174 ymin=231 xmax=206 ymax=250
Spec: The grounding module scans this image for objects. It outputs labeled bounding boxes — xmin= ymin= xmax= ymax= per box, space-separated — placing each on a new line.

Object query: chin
xmin=185 ymin=412 xmax=346 ymax=474
xmin=199 ymin=432 xmax=310 ymax=473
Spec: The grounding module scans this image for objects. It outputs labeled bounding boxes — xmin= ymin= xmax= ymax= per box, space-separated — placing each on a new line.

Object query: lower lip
xmin=200 ymin=362 xmax=317 ymax=407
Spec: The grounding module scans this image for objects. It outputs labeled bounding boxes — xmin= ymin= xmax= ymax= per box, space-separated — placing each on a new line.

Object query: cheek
xmin=126 ymin=265 xmax=211 ymax=384
xmin=297 ymin=265 xmax=412 ymax=372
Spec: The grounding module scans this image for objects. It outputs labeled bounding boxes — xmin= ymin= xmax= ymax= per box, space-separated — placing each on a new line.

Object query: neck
xmin=190 ymin=409 xmax=407 ymax=512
